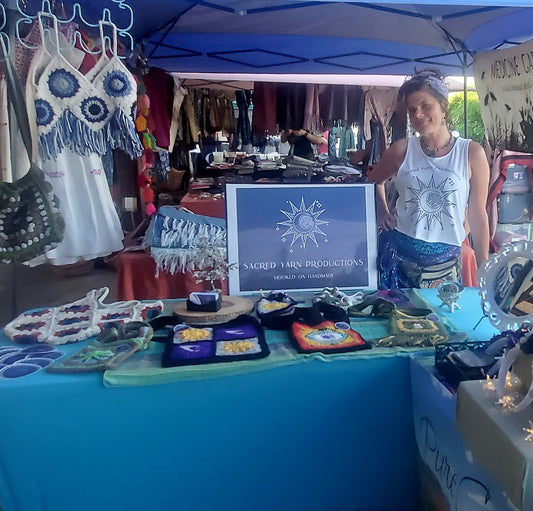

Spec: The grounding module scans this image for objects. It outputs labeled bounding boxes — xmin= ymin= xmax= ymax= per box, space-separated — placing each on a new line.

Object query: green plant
xmin=448 ymin=91 xmax=486 ymax=144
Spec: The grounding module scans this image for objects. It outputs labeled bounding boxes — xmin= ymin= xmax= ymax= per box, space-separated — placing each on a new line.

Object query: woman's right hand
xmin=378 ymin=209 xmax=397 ymax=232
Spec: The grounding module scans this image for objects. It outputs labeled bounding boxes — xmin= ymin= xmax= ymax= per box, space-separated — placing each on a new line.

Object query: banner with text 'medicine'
xmin=226 ymin=183 xmax=378 ymax=295
xmin=474 ymin=38 xmax=533 ymax=151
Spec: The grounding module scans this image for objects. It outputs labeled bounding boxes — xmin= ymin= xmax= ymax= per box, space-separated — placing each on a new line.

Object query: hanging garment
xmin=303 ymin=83 xmax=321 ymax=134
xmin=1 ymin=20 xmax=82 ymax=89
xmin=169 ymin=76 xmax=187 ymax=149
xmin=220 ymin=91 xmax=236 ymax=136
xmin=29 ymin=148 xmax=124 ymax=266
xmin=0 ymin=75 xmax=11 ymax=182
xmin=276 ymin=82 xmax=306 ymax=131
xmin=204 ymin=90 xmax=222 ymax=134
xmin=235 ymin=89 xmax=252 ymax=148
xmin=142 ymin=67 xmax=174 ymax=150
xmin=30 ymin=40 xmax=142 ymax=161
xmin=23 ymin=37 xmax=124 ymax=265
xmin=319 ymin=85 xmax=363 ymax=128
xmin=181 ymin=93 xmax=200 ymax=144
xmin=252 ymin=81 xmax=278 ymax=138
xmin=329 ymin=125 xmax=355 ymax=158
xmin=368 ymin=119 xmax=383 ymax=165
xmin=363 ymin=86 xmax=398 ymax=146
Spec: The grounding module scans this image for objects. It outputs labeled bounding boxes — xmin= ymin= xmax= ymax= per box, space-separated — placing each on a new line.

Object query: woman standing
xmin=280 ymin=128 xmax=327 ymax=160
xmin=367 ymin=69 xmax=489 ymax=288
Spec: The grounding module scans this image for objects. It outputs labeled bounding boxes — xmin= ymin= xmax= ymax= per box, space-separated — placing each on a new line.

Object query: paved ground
xmin=0 ymin=259 xmax=118 ymax=327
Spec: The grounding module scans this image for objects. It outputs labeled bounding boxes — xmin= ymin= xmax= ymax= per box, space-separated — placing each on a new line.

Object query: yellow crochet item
xmin=180 ymin=328 xmax=211 ymax=341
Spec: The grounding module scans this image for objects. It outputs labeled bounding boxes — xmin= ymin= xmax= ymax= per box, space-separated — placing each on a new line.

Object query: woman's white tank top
xmin=395 ymin=136 xmax=470 ymax=247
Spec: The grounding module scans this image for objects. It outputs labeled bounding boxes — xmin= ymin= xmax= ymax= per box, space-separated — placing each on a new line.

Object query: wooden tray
xmin=173 ymin=295 xmax=254 ymax=325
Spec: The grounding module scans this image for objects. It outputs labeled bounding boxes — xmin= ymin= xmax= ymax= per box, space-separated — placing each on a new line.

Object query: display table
xmin=117 ymin=250 xmax=228 ymax=300
xmin=180 ymin=191 xmax=226 ymax=218
xmin=0 ymin=288 xmax=497 ymax=511
xmin=0 ymin=340 xmax=419 ymax=511
xmin=117 ymin=191 xmax=227 ymax=300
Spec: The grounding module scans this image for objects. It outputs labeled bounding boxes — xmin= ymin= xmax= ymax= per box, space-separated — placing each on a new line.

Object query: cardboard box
xmin=456 ymin=380 xmax=533 ymax=510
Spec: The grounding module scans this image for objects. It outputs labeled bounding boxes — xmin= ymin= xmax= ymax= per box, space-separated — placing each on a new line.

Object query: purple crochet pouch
xmin=162 ymin=315 xmax=269 ymax=367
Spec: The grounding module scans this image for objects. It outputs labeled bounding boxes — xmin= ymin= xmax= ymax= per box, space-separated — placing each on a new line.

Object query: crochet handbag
xmin=0 ymin=39 xmax=64 ymax=263
xmin=4 ymin=287 xmax=164 ymax=345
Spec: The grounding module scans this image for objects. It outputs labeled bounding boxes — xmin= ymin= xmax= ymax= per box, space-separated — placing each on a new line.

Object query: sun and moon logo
xmin=406 ymin=175 xmax=456 ymax=229
xmin=276 ymin=197 xmax=329 ymax=250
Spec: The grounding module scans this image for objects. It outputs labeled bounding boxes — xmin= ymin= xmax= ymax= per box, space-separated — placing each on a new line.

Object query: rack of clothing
xmin=1 ymin=0 xmax=141 ymax=267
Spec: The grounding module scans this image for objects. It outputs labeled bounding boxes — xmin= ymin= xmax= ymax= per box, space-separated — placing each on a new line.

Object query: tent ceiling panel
xmin=144 ymin=33 xmax=466 ymax=74
xmin=16 ymin=0 xmax=533 ymax=75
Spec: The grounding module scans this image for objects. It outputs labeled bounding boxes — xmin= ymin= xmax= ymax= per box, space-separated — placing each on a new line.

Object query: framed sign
xmin=226 ymin=183 xmax=377 ymax=295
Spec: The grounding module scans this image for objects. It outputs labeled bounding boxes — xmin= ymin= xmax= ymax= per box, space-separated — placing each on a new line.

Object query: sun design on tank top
xmin=406 ymin=175 xmax=456 ymax=229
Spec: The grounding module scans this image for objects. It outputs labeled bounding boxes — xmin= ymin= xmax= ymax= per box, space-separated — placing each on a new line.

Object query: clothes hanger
xmin=37 ymin=9 xmax=61 ymax=57
xmin=0 ymin=1 xmax=6 ymax=33
xmin=15 ymin=0 xmax=134 ymax=58
xmin=0 ymin=31 xmax=10 ymax=62
xmin=98 ymin=19 xmax=119 ymax=59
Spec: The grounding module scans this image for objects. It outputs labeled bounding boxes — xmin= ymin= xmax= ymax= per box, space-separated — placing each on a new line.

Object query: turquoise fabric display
xmin=0 ymin=288 xmax=500 ymax=511
xmin=104 ymin=289 xmax=470 ymax=388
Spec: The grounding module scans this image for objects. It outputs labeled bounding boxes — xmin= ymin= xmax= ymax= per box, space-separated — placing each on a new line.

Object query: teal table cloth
xmin=0 ymin=288 xmax=497 ymax=511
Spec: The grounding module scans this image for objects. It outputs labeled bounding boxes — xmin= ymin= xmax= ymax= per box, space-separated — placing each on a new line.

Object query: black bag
xmin=0 ymin=38 xmax=64 ymax=263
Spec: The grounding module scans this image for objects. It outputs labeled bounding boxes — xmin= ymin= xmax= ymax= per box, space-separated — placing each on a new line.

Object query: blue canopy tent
xmin=14 ymin=0 xmax=531 ymax=134
xmin=6 ymin=0 xmax=533 ymax=75
xmin=37 ymin=0 xmax=533 ymax=77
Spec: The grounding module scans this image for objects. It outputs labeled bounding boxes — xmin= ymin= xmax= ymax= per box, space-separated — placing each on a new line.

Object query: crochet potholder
xmin=162 ymin=314 xmax=270 ymax=367
xmin=4 ymin=287 xmax=163 ymax=345
xmin=47 ymin=322 xmax=153 ymax=373
xmin=290 ymin=320 xmax=371 ymax=354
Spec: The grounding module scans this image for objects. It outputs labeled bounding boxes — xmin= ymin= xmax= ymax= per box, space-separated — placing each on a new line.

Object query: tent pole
xmin=462 ymin=51 xmax=468 ymax=138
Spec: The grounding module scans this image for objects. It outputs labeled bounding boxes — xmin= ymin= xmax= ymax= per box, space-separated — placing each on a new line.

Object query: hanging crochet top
xmin=31 ymin=43 xmax=142 ymax=161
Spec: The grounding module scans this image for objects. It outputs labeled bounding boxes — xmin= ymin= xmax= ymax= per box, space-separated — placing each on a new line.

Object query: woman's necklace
xmin=420 ymin=133 xmax=454 ymax=157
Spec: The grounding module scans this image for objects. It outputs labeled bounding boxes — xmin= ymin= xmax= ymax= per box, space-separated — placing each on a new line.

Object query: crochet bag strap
xmin=0 ymin=39 xmax=65 ymax=263
xmin=0 ymin=37 xmax=33 ymax=165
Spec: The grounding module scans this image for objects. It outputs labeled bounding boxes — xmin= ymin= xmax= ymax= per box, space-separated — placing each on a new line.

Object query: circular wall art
xmin=478 ymin=240 xmax=533 ymax=332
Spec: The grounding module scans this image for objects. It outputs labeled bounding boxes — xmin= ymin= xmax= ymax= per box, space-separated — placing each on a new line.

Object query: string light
xmin=496 ymin=394 xmax=515 ymax=410
xmin=483 ymin=374 xmax=495 ymax=391
xmin=524 ymin=421 xmax=533 ymax=442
